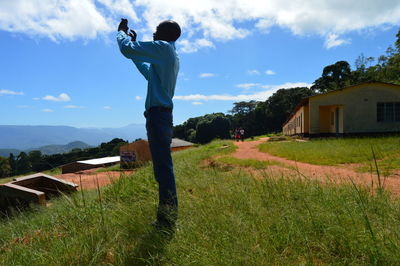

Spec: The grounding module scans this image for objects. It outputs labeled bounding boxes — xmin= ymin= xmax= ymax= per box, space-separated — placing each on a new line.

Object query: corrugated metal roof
xmin=77 ymin=156 xmax=120 ymax=165
xmin=171 ymin=138 xmax=193 ymax=148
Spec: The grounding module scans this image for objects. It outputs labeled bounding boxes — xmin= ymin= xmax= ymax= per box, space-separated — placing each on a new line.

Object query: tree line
xmin=174 ymin=29 xmax=400 ymax=143
xmin=0 ymin=138 xmax=128 ymax=178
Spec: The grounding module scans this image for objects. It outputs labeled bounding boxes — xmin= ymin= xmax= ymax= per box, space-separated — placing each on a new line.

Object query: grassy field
xmin=1 ymin=140 xmax=400 ymax=264
xmin=259 ymin=136 xmax=400 ymax=174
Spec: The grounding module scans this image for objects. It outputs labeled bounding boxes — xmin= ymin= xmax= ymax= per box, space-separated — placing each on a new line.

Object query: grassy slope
xmin=1 ymin=140 xmax=400 ymax=264
xmin=259 ymin=136 xmax=400 ymax=174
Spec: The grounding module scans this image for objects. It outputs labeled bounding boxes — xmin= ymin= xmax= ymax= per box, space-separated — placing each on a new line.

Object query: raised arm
xmin=117 ymin=31 xmax=164 ymax=65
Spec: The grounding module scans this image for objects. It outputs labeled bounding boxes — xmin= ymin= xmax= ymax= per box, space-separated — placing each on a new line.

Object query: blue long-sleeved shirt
xmin=117 ymin=31 xmax=179 ymax=111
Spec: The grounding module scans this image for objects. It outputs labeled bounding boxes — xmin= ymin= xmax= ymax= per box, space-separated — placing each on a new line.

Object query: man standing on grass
xmin=117 ymin=19 xmax=181 ymax=230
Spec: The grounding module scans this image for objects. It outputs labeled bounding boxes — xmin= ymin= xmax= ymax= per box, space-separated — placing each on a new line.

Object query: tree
xmin=173 ymin=124 xmax=186 ymax=139
xmin=229 ymin=101 xmax=257 ymax=116
xmin=172 ymin=116 xmax=203 ymax=141
xmin=264 ymin=87 xmax=315 ymax=132
xmin=196 ymin=113 xmax=231 ymax=143
xmin=8 ymin=153 xmax=16 ymax=176
xmin=0 ymin=156 xmax=11 ymax=178
xmin=229 ymin=101 xmax=259 ymax=136
xmin=28 ymin=150 xmax=47 ymax=172
xmin=311 ymin=61 xmax=352 ymax=93
xmin=16 ymin=152 xmax=31 ymax=174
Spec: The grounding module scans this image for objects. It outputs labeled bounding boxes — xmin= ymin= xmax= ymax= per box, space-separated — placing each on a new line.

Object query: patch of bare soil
xmin=55 ymin=168 xmax=133 ymax=190
xmin=232 ymin=138 xmax=400 ymax=197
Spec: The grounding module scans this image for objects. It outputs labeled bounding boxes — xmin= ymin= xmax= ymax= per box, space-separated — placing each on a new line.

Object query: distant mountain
xmin=0 ymin=149 xmax=21 ymax=158
xmin=0 ymin=141 xmax=92 ymax=157
xmin=26 ymin=141 xmax=92 ymax=155
xmin=0 ymin=124 xmax=146 ymax=150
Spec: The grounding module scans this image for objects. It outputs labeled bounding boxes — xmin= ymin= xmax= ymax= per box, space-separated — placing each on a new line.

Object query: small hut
xmin=119 ymin=139 xmax=151 ymax=169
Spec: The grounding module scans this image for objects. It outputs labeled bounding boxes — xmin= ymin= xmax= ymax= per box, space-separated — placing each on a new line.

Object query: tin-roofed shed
xmin=171 ymin=138 xmax=194 ymax=152
xmin=61 ymin=156 xmax=120 ymax=174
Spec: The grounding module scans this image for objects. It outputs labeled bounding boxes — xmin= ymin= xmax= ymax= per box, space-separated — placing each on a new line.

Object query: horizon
xmin=0 ymin=123 xmax=144 ymax=129
xmin=1 ymin=1 xmax=399 ymax=127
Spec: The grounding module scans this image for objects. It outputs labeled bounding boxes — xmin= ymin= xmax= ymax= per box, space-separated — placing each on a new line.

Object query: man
xmin=117 ymin=19 xmax=181 ymax=229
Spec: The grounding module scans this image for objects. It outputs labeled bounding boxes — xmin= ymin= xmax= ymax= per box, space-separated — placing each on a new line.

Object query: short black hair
xmin=156 ymin=20 xmax=181 ymax=42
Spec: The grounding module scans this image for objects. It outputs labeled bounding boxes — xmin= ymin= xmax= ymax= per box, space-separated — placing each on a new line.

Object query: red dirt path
xmin=232 ymin=138 xmax=400 ymax=197
xmin=55 ymin=169 xmax=133 ymax=190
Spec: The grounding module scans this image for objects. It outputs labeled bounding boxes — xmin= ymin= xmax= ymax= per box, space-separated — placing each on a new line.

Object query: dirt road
xmin=232 ymin=138 xmax=400 ymax=196
xmin=56 ymin=169 xmax=133 ymax=190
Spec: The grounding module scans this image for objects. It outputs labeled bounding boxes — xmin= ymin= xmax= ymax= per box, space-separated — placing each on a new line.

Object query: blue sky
xmin=0 ymin=0 xmax=399 ymax=127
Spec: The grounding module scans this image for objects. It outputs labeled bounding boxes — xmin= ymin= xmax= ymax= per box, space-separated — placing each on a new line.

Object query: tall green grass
xmin=259 ymin=136 xmax=400 ymax=174
xmin=1 ymin=140 xmax=400 ymax=264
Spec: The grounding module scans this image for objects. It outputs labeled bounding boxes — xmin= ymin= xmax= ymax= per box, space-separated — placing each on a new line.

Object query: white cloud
xmin=324 ymin=33 xmax=350 ymax=49
xmin=174 ymin=82 xmax=312 ymax=102
xmin=178 ymin=38 xmax=215 ymax=53
xmin=235 ymin=83 xmax=260 ymax=90
xmin=133 ymin=0 xmax=400 ymax=49
xmin=103 ymin=106 xmax=112 ymax=110
xmin=41 ymin=108 xmax=53 ymax=112
xmin=32 ymin=97 xmax=40 ymax=100
xmin=1 ymin=1 xmax=399 ymax=49
xmin=199 ymin=73 xmax=216 ymax=78
xmin=265 ymin=70 xmax=276 ymax=75
xmin=42 ymin=93 xmax=71 ymax=102
xmin=97 ymin=0 xmax=139 ymax=22
xmin=247 ymin=70 xmax=260 ymax=75
xmin=191 ymin=101 xmax=203 ymax=105
xmin=0 ymin=0 xmax=112 ymax=41
xmin=256 ymin=18 xmax=274 ymax=33
xmin=64 ymin=105 xmax=85 ymax=109
xmin=135 ymin=96 xmax=142 ymax=100
xmin=0 ymin=89 xmax=24 ymax=95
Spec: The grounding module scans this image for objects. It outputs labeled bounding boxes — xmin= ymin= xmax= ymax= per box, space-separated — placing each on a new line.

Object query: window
xmin=377 ymin=102 xmax=400 ymax=122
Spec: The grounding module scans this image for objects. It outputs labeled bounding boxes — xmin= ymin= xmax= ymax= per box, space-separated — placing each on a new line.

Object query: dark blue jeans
xmin=145 ymin=108 xmax=178 ymax=224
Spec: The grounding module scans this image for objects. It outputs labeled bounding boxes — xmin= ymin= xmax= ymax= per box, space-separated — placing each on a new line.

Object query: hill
xmin=0 ymin=124 xmax=146 ymax=150
xmin=0 ymin=149 xmax=20 ymax=158
xmin=27 ymin=141 xmax=92 ymax=155
xmin=0 ymin=141 xmax=92 ymax=157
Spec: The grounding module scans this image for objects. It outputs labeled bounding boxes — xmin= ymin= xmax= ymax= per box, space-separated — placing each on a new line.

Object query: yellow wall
xmin=318 ymin=105 xmax=344 ymax=133
xmin=282 ymin=105 xmax=309 ymax=135
xmin=309 ymin=83 xmax=400 ymax=134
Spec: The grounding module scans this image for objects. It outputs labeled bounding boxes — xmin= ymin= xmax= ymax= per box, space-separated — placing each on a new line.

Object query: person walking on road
xmin=239 ymin=128 xmax=245 ymax=141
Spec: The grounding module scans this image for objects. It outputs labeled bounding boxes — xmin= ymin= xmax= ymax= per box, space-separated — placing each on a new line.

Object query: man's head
xmin=153 ymin=20 xmax=181 ymax=42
